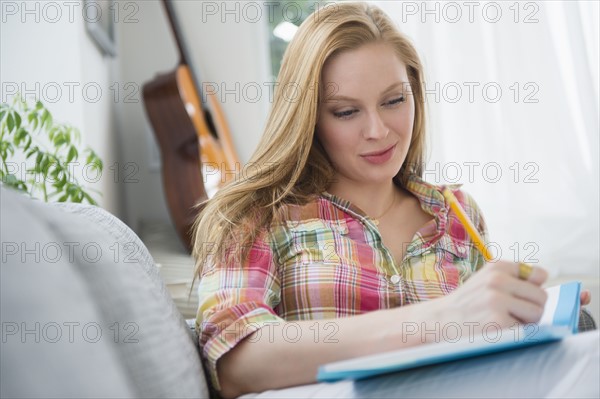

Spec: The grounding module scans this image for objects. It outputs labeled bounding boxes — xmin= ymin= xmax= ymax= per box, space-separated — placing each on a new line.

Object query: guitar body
xmin=142 ymin=66 xmax=205 ymax=252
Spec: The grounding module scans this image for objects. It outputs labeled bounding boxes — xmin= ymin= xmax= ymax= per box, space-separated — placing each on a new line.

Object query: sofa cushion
xmin=0 ymin=186 xmax=208 ymax=398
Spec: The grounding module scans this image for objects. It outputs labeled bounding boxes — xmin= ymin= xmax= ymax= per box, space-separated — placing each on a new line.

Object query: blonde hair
xmin=191 ymin=1 xmax=427 ymax=284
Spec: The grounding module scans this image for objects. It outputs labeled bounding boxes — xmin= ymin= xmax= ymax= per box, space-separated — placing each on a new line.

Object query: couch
xmin=1 ymin=185 xmax=211 ymax=398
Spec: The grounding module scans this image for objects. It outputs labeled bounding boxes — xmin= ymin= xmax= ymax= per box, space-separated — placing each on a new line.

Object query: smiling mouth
xmin=360 ymin=144 xmax=397 ymax=157
xmin=359 ymin=144 xmax=398 ymax=165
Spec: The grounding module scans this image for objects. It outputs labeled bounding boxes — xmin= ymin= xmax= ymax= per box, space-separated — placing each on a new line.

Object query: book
xmin=317 ymin=281 xmax=581 ymax=382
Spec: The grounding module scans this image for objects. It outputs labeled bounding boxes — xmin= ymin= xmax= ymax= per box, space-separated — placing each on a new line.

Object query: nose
xmin=363 ymin=110 xmax=389 ymax=140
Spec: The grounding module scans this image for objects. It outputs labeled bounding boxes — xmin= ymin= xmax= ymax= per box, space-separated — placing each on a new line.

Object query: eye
xmin=333 ymin=109 xmax=357 ymax=119
xmin=385 ymin=96 xmax=406 ymax=106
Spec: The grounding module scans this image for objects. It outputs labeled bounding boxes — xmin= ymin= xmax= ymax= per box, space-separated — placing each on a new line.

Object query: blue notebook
xmin=317 ymin=281 xmax=581 ymax=382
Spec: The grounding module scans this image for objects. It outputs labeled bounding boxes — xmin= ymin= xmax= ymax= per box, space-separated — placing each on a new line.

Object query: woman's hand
xmin=434 ymin=260 xmax=549 ymax=335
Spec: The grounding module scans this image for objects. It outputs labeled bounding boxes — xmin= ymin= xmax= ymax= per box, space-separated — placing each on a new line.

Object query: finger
xmin=483 ymin=260 xmax=547 ymax=286
xmin=503 ymin=261 xmax=547 ymax=285
xmin=506 ymin=294 xmax=546 ymax=324
xmin=519 ymin=263 xmax=547 ymax=285
xmin=477 ymin=262 xmax=547 ymax=307
xmin=506 ymin=279 xmax=548 ymax=308
xmin=483 ymin=260 xmax=522 ymax=278
xmin=580 ymin=290 xmax=591 ymax=306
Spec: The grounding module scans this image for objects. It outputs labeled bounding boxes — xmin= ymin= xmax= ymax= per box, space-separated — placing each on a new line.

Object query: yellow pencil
xmin=441 ymin=187 xmax=494 ymax=262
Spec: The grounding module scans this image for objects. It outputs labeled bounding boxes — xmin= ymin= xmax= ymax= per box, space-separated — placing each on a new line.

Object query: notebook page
xmin=539 ymin=285 xmax=561 ymax=326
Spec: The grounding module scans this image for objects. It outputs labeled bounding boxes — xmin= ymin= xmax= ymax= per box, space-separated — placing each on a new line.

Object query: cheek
xmin=317 ymin=118 xmax=354 ymax=153
xmin=319 ymin=128 xmax=351 ymax=157
xmin=393 ymin=101 xmax=415 ymax=137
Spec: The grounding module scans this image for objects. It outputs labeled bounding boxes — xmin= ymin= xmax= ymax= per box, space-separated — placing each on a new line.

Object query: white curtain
xmin=373 ymin=0 xmax=599 ymax=277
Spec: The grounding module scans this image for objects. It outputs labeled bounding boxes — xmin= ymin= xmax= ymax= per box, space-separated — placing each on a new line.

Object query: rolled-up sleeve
xmin=194 ymin=230 xmax=285 ymax=392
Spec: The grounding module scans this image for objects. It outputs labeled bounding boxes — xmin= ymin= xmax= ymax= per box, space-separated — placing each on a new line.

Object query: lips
xmin=360 ymin=144 xmax=397 ymax=165
xmin=360 ymin=144 xmax=397 ymax=157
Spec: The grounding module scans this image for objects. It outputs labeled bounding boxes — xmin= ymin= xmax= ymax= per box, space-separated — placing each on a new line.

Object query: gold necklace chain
xmin=371 ymin=191 xmax=396 ymax=226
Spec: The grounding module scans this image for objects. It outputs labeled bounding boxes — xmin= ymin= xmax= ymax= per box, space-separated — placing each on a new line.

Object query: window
xmin=267 ymin=0 xmax=324 ymax=79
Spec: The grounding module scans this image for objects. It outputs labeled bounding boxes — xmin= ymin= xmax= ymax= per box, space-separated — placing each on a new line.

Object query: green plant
xmin=0 ymin=94 xmax=103 ymax=205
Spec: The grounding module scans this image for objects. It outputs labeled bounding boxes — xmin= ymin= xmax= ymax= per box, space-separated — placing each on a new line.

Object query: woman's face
xmin=316 ymin=42 xmax=415 ymax=188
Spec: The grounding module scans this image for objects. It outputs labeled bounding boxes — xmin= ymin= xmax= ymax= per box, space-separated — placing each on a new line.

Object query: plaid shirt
xmin=195 ymin=174 xmax=489 ymax=391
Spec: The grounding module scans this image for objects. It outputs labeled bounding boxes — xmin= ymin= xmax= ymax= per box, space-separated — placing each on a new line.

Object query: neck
xmin=326 ymin=179 xmax=400 ymax=218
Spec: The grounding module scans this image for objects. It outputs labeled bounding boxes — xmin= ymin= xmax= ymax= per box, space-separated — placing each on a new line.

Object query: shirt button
xmin=390 ymin=275 xmax=401 ymax=284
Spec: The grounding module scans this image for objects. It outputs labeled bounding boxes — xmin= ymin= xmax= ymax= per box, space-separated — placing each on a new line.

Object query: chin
xmin=362 ymin=170 xmax=400 ymax=184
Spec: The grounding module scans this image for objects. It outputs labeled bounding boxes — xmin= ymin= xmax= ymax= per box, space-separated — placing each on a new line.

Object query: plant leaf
xmin=14 ymin=112 xmax=21 ymax=130
xmin=54 ymin=173 xmax=67 ymax=189
xmin=25 ymin=145 xmax=38 ymax=158
xmin=40 ymin=155 xmax=50 ymax=175
xmin=4 ymin=142 xmax=15 ymax=156
xmin=13 ymin=127 xmax=27 ymax=146
xmin=66 ymin=184 xmax=77 ymax=196
xmin=49 ymin=161 xmax=61 ymax=179
xmin=72 ymin=127 xmax=81 ymax=143
xmin=35 ymin=152 xmax=43 ymax=172
xmin=48 ymin=126 xmax=58 ymax=140
xmin=64 ymin=127 xmax=72 ymax=145
xmin=53 ymin=134 xmax=66 ymax=147
xmin=23 ymin=135 xmax=32 ymax=152
xmin=86 ymin=149 xmax=103 ymax=172
xmin=6 ymin=113 xmax=15 ymax=132
xmin=41 ymin=109 xmax=50 ymax=129
xmin=66 ymin=145 xmax=78 ymax=163
xmin=86 ymin=150 xmax=94 ymax=164
xmin=45 ymin=112 xmax=54 ymax=130
xmin=82 ymin=191 xmax=97 ymax=205
xmin=3 ymin=174 xmax=17 ymax=185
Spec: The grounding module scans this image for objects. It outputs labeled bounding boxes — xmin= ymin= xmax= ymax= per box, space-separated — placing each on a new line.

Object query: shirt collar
xmin=405 ymin=173 xmax=461 ymax=216
xmin=318 ymin=174 xmax=468 ymax=259
xmin=320 ymin=173 xmax=459 ymax=220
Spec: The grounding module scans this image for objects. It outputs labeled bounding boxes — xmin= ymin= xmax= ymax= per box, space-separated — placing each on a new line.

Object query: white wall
xmin=0 ymin=0 xmax=122 ymax=216
xmin=114 ymin=0 xmax=272 ymax=230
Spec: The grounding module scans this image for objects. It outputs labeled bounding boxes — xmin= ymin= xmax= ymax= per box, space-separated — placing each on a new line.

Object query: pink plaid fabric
xmin=195 ymin=174 xmax=489 ymax=390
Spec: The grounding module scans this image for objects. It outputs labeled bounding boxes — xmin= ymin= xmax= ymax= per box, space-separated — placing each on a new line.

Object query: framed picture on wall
xmin=84 ymin=0 xmax=117 ymax=57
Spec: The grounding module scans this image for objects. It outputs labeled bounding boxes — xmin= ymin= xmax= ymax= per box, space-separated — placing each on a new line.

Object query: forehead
xmin=321 ymin=42 xmax=409 ymax=98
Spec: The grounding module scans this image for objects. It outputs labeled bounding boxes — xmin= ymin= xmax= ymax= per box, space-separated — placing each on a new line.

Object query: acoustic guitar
xmin=143 ymin=0 xmax=239 ymax=252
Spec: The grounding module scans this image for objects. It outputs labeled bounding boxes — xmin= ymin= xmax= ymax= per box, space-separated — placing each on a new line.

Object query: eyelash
xmin=333 ymin=96 xmax=406 ymax=119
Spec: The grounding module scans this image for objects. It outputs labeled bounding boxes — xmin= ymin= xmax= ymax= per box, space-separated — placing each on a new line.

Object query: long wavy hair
xmin=191 ymin=2 xmax=427 ymax=283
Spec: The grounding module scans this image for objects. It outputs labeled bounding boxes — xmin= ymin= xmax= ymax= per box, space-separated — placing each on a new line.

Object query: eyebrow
xmin=325 ymin=81 xmax=408 ymax=102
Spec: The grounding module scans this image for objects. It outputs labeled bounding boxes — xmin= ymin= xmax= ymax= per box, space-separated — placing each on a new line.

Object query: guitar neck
xmin=161 ymin=0 xmax=207 ymax=107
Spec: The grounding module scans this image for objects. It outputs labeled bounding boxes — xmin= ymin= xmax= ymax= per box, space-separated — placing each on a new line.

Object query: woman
xmin=191 ymin=2 xmax=592 ymax=398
